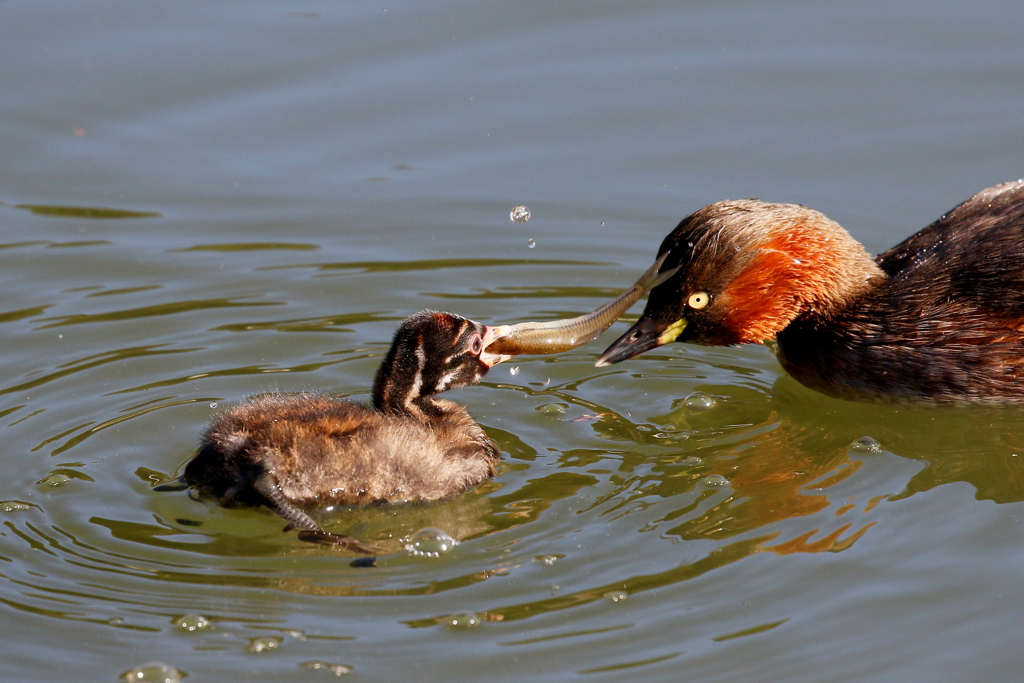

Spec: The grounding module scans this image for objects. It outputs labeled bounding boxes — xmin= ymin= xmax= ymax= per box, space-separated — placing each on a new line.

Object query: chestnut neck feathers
xmin=649 ymin=200 xmax=885 ymax=344
xmin=372 ymin=311 xmax=490 ymax=418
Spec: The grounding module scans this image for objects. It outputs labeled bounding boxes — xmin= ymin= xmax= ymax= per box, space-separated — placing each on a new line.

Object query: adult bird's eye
xmin=688 ymin=291 xmax=710 ymax=310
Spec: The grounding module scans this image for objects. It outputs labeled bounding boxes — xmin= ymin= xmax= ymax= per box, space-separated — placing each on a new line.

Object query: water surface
xmin=2 ymin=1 xmax=1024 ymax=681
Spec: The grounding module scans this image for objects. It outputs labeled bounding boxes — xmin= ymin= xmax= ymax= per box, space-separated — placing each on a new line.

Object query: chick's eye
xmin=470 ymin=335 xmax=484 ymax=355
xmin=687 ymin=292 xmax=710 ymax=310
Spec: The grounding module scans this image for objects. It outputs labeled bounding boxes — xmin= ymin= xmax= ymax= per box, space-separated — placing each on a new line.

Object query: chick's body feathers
xmin=183 ymin=311 xmax=501 ymax=550
xmin=188 ymin=392 xmax=498 ymax=508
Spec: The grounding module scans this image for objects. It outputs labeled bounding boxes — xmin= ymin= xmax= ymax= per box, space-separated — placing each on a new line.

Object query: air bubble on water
xmin=683 ymin=392 xmax=715 ymax=411
xmin=38 ymin=473 xmax=71 ymax=488
xmin=701 ymin=474 xmax=729 ymax=488
xmin=301 ymin=661 xmax=353 ymax=676
xmin=658 ymin=430 xmax=694 ymax=442
xmin=539 ymin=403 xmax=567 ymax=416
xmin=247 ymin=636 xmax=282 ymax=654
xmin=526 ymin=238 xmax=536 ymax=248
xmin=682 ymin=456 xmax=703 ymax=466
xmin=510 ymin=205 xmax=531 ymax=223
xmin=509 ymin=366 xmax=520 ymax=376
xmin=661 ymin=423 xmax=677 ymax=432
xmin=174 ymin=614 xmax=210 ymax=632
xmin=535 ymin=554 xmax=561 ymax=566
xmin=850 ymin=436 xmax=881 ymax=453
xmin=442 ymin=611 xmax=481 ymax=629
xmin=0 ymin=501 xmax=32 ymax=513
xmin=120 ymin=662 xmax=182 ymax=683
xmin=603 ymin=590 xmax=628 ymax=603
xmin=284 ymin=629 xmax=306 ymax=640
xmin=405 ymin=528 xmax=459 ymax=557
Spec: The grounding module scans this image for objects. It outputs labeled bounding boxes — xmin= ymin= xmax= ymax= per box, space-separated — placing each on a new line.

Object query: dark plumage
xmin=597 ymin=180 xmax=1024 ymax=403
xmin=184 ymin=311 xmax=505 ymax=552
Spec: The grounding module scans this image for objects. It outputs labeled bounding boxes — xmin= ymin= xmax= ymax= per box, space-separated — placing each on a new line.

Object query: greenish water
xmin=2 ymin=1 xmax=1024 ymax=681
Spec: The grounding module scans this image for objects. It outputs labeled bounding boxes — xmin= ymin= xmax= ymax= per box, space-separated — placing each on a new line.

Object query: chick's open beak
xmin=480 ymin=326 xmax=513 ymax=367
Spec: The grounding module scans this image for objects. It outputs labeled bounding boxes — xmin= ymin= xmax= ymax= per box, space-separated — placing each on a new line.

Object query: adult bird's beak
xmin=480 ymin=326 xmax=513 ymax=367
xmin=594 ymin=316 xmax=687 ymax=367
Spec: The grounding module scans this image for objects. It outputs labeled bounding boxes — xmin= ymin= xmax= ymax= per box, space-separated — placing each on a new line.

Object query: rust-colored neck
xmin=710 ymin=201 xmax=885 ymax=343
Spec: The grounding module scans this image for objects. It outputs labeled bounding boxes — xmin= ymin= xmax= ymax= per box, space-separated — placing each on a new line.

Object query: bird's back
xmin=779 ymin=180 xmax=1024 ymax=402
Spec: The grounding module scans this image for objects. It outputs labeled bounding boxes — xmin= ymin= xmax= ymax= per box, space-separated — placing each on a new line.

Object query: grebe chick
xmin=597 ymin=180 xmax=1024 ymax=403
xmin=184 ymin=256 xmax=672 ymax=552
xmin=184 ymin=311 xmax=507 ymax=553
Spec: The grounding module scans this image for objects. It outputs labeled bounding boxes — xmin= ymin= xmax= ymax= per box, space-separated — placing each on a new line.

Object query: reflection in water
xmin=271 ymin=257 xmax=608 ymax=276
xmin=172 ymin=243 xmax=320 ymax=253
xmin=10 ymin=204 xmax=161 ymax=219
xmin=404 ymin=533 xmax=773 ymax=627
xmin=36 ymin=298 xmax=281 ymax=329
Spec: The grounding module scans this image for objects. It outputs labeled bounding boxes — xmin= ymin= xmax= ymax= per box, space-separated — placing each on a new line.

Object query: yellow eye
xmin=687 ymin=292 xmax=710 ymax=310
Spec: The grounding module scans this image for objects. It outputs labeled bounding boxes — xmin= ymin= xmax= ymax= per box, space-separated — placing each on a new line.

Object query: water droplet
xmin=603 ymin=590 xmax=628 ymax=602
xmin=683 ymin=392 xmax=716 ymax=411
xmin=247 ymin=636 xmax=282 ymax=654
xmin=300 ymin=661 xmax=353 ymax=675
xmin=284 ymin=629 xmax=306 ymax=640
xmin=210 ymin=402 xmax=218 ymax=408
xmin=120 ymin=662 xmax=182 ymax=683
xmin=526 ymin=238 xmax=536 ymax=248
xmin=701 ymin=474 xmax=729 ymax=487
xmin=510 ymin=205 xmax=531 ymax=223
xmin=442 ymin=611 xmax=481 ymax=629
xmin=174 ymin=614 xmax=210 ymax=632
xmin=682 ymin=456 xmax=703 ymax=466
xmin=38 ymin=473 xmax=71 ymax=488
xmin=539 ymin=403 xmax=566 ymax=415
xmin=405 ymin=528 xmax=459 ymax=557
xmin=535 ymin=554 xmax=560 ymax=566
xmin=0 ymin=501 xmax=31 ymax=513
xmin=850 ymin=436 xmax=881 ymax=453
xmin=509 ymin=366 xmax=520 ymax=375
